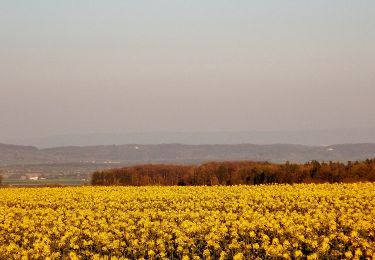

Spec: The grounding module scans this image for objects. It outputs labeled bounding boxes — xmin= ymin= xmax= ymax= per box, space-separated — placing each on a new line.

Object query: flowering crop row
xmin=0 ymin=183 xmax=374 ymax=259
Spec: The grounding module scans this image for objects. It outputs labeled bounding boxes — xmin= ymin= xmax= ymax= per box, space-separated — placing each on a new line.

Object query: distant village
xmin=0 ymin=162 xmax=122 ymax=182
xmin=20 ymin=173 xmax=46 ymax=181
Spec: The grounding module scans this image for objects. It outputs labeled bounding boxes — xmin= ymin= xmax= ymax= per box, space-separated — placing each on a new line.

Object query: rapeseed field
xmin=0 ymin=183 xmax=374 ymax=259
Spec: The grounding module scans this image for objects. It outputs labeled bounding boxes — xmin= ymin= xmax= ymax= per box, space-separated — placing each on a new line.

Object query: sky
xmin=1 ymin=0 xmax=375 ymax=142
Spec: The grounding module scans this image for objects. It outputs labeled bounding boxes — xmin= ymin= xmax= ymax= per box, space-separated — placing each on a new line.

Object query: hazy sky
xmin=1 ymin=0 xmax=375 ymax=141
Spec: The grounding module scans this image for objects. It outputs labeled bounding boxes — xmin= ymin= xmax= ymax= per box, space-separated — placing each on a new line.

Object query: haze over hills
xmin=1 ymin=142 xmax=375 ymax=166
xmin=2 ymin=1 xmax=375 ymax=183
xmin=2 ymin=129 xmax=375 ymax=167
xmin=6 ymin=128 xmax=375 ymax=148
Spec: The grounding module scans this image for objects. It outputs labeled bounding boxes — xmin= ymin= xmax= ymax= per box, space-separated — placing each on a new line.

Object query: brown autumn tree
xmin=91 ymin=159 xmax=375 ymax=186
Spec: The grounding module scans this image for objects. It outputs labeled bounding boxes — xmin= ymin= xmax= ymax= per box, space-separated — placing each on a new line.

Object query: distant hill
xmin=5 ymin=129 xmax=375 ymax=148
xmin=1 ymin=143 xmax=375 ymax=166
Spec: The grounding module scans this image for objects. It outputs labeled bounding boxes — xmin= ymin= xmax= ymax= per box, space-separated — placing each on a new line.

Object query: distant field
xmin=2 ymin=178 xmax=87 ymax=186
xmin=0 ymin=183 xmax=374 ymax=259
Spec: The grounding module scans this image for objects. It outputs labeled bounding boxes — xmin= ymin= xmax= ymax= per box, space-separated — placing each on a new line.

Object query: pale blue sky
xmin=1 ymin=1 xmax=374 ymax=140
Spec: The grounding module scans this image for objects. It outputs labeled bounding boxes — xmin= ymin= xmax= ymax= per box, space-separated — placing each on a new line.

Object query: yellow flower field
xmin=0 ymin=183 xmax=374 ymax=259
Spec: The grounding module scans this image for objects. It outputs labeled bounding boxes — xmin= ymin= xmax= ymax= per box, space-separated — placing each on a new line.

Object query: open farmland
xmin=0 ymin=183 xmax=375 ymax=259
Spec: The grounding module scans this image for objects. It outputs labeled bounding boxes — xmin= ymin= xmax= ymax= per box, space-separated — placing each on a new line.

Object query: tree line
xmin=91 ymin=159 xmax=375 ymax=186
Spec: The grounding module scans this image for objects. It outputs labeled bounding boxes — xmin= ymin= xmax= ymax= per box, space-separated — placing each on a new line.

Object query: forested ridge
xmin=92 ymin=159 xmax=375 ymax=186
xmin=2 ymin=143 xmax=375 ymax=166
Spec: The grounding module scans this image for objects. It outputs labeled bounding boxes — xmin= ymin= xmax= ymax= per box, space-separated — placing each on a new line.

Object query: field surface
xmin=0 ymin=184 xmax=374 ymax=259
xmin=2 ymin=178 xmax=87 ymax=187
